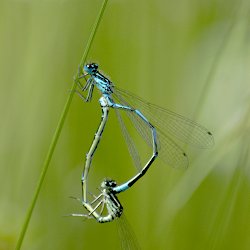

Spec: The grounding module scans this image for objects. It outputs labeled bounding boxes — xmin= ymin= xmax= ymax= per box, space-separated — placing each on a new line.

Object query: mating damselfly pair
xmin=70 ymin=63 xmax=214 ymax=223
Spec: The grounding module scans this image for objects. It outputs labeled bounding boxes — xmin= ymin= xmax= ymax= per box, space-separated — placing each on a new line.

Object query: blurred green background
xmin=1 ymin=0 xmax=250 ymax=249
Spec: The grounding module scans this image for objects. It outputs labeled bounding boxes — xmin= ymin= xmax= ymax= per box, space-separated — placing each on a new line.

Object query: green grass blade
xmin=78 ymin=0 xmax=108 ymax=67
xmin=15 ymin=1 xmax=109 ymax=249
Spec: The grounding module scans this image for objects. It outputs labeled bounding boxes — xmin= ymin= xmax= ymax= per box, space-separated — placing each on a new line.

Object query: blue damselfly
xmin=71 ymin=62 xmax=213 ymax=222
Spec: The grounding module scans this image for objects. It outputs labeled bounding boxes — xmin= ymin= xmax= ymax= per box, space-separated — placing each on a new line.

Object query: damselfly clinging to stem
xmin=71 ymin=62 xmax=214 ymax=222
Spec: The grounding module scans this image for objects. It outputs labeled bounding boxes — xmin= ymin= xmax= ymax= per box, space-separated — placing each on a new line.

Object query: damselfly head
xmin=101 ymin=178 xmax=117 ymax=189
xmin=84 ymin=63 xmax=98 ymax=74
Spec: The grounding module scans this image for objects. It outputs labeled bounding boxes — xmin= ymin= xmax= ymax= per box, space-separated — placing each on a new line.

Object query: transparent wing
xmin=156 ymin=128 xmax=188 ymax=169
xmin=115 ymin=109 xmax=142 ymax=172
xmin=113 ymin=89 xmax=189 ymax=169
xmin=119 ymin=105 xmax=188 ymax=169
xmin=116 ymin=214 xmax=141 ymax=250
xmin=113 ymin=88 xmax=153 ymax=148
xmin=114 ymin=87 xmax=214 ymax=148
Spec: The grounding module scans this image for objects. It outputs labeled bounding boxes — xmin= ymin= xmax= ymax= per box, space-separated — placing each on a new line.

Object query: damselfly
xmin=72 ymin=62 xmax=213 ymax=222
xmin=71 ymin=179 xmax=123 ymax=223
xmin=70 ymin=179 xmax=141 ymax=249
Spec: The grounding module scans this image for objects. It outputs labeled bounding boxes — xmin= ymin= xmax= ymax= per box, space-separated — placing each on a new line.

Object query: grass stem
xmin=15 ymin=1 xmax=109 ymax=249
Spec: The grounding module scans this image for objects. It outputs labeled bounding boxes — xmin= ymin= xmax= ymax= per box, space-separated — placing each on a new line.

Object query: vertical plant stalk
xmin=15 ymin=1 xmax=109 ymax=249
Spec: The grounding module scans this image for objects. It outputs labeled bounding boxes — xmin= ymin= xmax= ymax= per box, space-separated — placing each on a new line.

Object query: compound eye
xmin=111 ymin=181 xmax=117 ymax=187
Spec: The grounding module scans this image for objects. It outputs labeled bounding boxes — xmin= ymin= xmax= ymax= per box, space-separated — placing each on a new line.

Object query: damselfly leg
xmin=73 ymin=65 xmax=94 ymax=102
